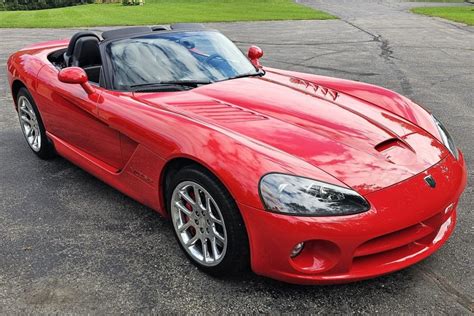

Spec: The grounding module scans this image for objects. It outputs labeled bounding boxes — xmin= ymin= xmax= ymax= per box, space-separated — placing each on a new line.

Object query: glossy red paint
xmin=247 ymin=45 xmax=263 ymax=68
xmin=58 ymin=66 xmax=88 ymax=84
xmin=7 ymin=39 xmax=467 ymax=284
xmin=58 ymin=66 xmax=96 ymax=95
xmin=241 ymin=152 xmax=466 ymax=284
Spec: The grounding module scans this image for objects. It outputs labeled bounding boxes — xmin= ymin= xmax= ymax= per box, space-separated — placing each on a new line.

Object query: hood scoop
xmin=166 ymin=100 xmax=268 ymax=123
xmin=375 ymin=137 xmax=417 ymax=165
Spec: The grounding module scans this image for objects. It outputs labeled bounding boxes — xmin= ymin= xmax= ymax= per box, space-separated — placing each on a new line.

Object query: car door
xmin=35 ymin=64 xmax=124 ymax=171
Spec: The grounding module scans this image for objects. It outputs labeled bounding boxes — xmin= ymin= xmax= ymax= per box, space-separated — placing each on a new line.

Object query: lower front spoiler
xmin=239 ymin=154 xmax=466 ymax=285
xmin=276 ymin=211 xmax=456 ymax=285
xmin=240 ymin=203 xmax=457 ymax=285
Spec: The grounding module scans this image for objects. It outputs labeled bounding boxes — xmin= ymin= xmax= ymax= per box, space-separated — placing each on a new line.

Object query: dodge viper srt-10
xmin=7 ymin=24 xmax=467 ymax=284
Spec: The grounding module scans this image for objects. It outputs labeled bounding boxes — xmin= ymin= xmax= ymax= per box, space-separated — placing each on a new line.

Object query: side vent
xmin=166 ymin=100 xmax=268 ymax=123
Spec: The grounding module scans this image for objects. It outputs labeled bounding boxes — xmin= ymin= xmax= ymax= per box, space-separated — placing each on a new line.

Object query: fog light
xmin=290 ymin=242 xmax=305 ymax=258
xmin=289 ymin=240 xmax=340 ymax=274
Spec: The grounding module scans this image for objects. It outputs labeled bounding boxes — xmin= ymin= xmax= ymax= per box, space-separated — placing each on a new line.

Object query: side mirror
xmin=248 ymin=45 xmax=263 ymax=68
xmin=58 ymin=67 xmax=95 ymax=95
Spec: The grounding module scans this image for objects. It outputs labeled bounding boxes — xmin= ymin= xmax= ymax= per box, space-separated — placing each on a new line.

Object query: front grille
xmin=352 ymin=205 xmax=453 ymax=265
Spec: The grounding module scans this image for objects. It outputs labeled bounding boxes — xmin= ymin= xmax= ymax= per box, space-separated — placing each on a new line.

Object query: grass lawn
xmin=411 ymin=6 xmax=474 ymax=26
xmin=0 ymin=0 xmax=336 ymax=28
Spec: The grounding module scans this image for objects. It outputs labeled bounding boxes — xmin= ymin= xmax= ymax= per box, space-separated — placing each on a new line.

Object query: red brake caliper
xmin=186 ymin=190 xmax=196 ymax=235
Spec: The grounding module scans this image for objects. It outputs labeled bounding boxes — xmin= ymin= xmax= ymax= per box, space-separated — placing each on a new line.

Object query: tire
xmin=16 ymin=87 xmax=55 ymax=159
xmin=167 ymin=165 xmax=250 ymax=276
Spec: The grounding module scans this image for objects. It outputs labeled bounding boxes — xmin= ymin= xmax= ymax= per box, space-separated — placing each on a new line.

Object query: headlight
xmin=259 ymin=173 xmax=370 ymax=216
xmin=432 ymin=115 xmax=458 ymax=160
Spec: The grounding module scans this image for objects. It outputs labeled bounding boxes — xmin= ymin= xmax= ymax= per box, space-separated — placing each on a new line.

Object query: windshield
xmin=105 ymin=31 xmax=258 ymax=90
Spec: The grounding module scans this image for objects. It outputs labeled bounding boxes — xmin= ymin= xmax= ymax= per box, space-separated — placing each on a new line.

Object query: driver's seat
xmin=71 ymin=36 xmax=101 ymax=68
xmin=64 ymin=32 xmax=101 ymax=66
xmin=64 ymin=32 xmax=102 ymax=83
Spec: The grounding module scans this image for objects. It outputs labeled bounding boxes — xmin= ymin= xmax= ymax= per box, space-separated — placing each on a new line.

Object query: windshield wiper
xmin=221 ymin=69 xmax=266 ymax=82
xmin=130 ymin=80 xmax=213 ymax=89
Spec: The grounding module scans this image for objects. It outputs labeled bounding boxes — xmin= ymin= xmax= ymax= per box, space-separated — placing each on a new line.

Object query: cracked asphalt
xmin=0 ymin=0 xmax=473 ymax=313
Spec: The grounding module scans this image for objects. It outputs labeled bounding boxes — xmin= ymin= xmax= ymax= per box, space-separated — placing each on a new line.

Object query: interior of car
xmin=48 ymin=31 xmax=103 ymax=85
xmin=64 ymin=31 xmax=103 ymax=84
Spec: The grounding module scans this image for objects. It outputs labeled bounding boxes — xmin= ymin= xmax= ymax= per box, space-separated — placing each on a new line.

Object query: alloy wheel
xmin=171 ymin=181 xmax=227 ymax=266
xmin=18 ymin=95 xmax=41 ymax=152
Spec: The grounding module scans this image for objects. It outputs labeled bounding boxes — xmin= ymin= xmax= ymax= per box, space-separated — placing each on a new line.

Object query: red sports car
xmin=7 ymin=25 xmax=467 ymax=284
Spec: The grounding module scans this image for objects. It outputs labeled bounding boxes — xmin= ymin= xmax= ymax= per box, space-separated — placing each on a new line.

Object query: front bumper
xmin=239 ymin=152 xmax=467 ymax=285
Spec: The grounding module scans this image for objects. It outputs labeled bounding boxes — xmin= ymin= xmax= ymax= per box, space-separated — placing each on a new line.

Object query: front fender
xmin=97 ymin=90 xmax=347 ymax=210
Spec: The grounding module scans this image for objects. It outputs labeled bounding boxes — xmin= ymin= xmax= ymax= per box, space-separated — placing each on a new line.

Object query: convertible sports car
xmin=7 ymin=24 xmax=466 ymax=284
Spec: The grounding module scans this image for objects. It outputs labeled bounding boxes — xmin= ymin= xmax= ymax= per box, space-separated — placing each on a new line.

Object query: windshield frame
xmin=99 ymin=29 xmax=260 ymax=92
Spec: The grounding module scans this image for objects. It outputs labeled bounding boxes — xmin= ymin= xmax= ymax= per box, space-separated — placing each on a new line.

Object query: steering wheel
xmin=204 ymin=54 xmax=225 ymax=64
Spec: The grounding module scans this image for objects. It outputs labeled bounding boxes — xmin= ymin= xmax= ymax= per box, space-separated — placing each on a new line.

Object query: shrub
xmin=2 ymin=0 xmax=95 ymax=10
xmin=122 ymin=0 xmax=144 ymax=6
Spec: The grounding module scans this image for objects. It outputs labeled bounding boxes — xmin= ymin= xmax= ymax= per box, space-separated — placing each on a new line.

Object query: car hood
xmin=135 ymin=72 xmax=448 ymax=195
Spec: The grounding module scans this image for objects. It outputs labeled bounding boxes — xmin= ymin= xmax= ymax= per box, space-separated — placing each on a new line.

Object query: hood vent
xmin=166 ymin=100 xmax=268 ymax=123
xmin=375 ymin=138 xmax=406 ymax=153
xmin=375 ymin=137 xmax=417 ymax=165
xmin=289 ymin=77 xmax=339 ymax=101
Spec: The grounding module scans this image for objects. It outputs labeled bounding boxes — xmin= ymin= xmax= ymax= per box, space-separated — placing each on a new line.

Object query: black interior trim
xmin=47 ymin=48 xmax=67 ymax=69
xmin=84 ymin=65 xmax=102 ymax=84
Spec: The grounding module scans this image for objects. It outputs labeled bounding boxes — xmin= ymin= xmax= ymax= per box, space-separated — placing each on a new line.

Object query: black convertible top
xmin=101 ymin=23 xmax=206 ymax=41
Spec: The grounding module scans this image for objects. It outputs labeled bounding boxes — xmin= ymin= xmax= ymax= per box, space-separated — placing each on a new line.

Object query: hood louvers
xmin=166 ymin=100 xmax=268 ymax=123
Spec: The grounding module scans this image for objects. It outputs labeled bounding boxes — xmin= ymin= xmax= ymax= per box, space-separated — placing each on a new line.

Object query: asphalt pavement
xmin=0 ymin=0 xmax=473 ymax=313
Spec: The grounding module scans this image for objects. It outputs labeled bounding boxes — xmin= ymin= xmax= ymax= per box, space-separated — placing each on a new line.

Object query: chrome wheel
xmin=171 ymin=181 xmax=227 ymax=266
xmin=18 ymin=95 xmax=41 ymax=152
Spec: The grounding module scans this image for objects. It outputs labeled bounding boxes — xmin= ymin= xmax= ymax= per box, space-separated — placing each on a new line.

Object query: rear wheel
xmin=168 ymin=165 xmax=249 ymax=276
xmin=17 ymin=88 xmax=55 ymax=159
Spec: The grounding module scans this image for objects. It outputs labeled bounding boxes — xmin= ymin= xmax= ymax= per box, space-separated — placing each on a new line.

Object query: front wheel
xmin=168 ymin=166 xmax=250 ymax=276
